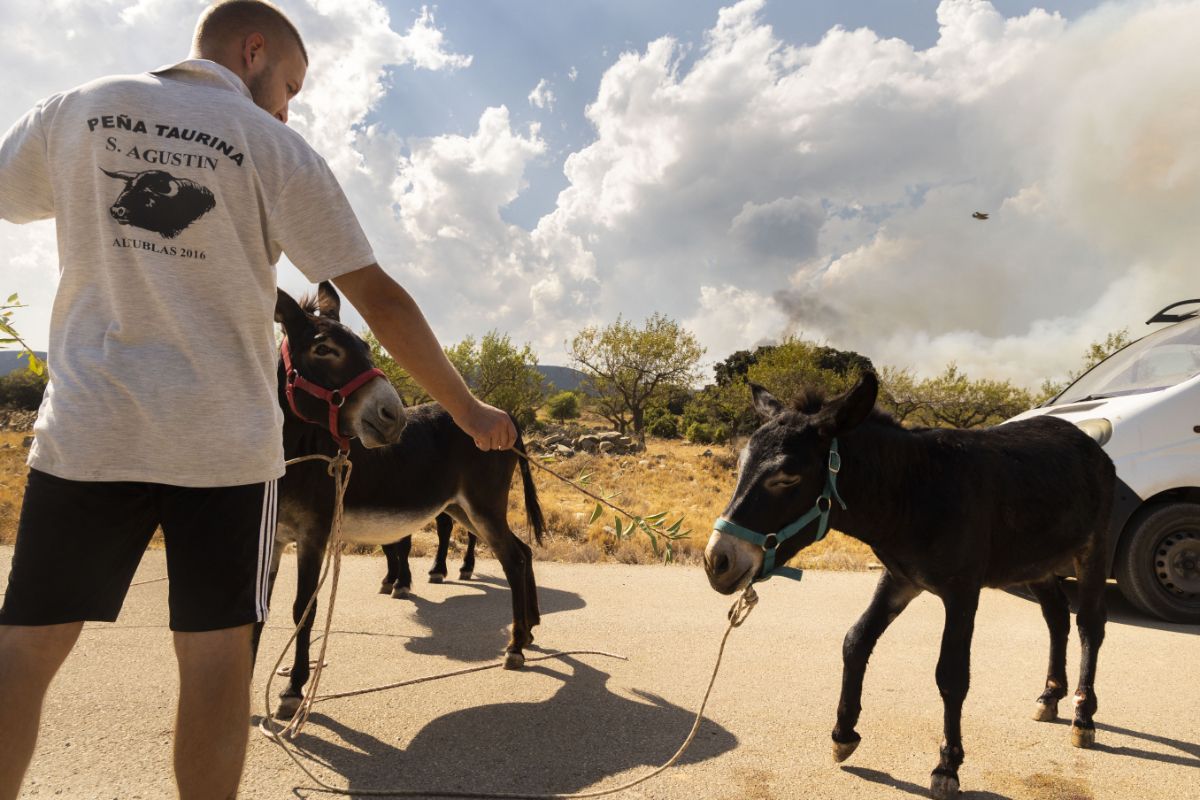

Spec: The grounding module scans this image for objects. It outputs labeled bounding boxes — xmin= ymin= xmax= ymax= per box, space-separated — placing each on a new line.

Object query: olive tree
xmin=364 ymin=329 xmax=545 ymax=425
xmin=569 ymin=313 xmax=704 ymax=444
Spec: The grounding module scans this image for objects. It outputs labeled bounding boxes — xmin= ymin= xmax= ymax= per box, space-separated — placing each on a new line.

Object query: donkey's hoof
xmin=1033 ymin=701 xmax=1058 ymax=722
xmin=930 ymin=772 xmax=959 ymax=800
xmin=428 ymin=573 xmax=445 ymax=584
xmin=459 ymin=571 xmax=473 ymax=581
xmin=275 ymin=695 xmax=302 ymax=720
xmin=1071 ymin=725 xmax=1095 ymax=749
xmin=503 ymin=651 xmax=525 ymax=670
xmin=832 ymin=739 xmax=860 ymax=763
xmin=391 ymin=584 xmax=410 ymax=599
xmin=378 ymin=580 xmax=394 ymax=594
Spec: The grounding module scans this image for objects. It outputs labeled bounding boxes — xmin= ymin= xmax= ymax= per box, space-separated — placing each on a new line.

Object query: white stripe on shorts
xmin=255 ymin=480 xmax=278 ymax=622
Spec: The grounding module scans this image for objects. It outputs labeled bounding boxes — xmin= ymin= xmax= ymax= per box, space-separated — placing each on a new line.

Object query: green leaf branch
xmin=1 ymin=294 xmax=45 ymax=376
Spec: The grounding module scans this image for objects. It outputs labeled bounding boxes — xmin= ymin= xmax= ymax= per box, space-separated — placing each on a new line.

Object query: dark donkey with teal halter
xmin=704 ymin=372 xmax=1115 ymax=800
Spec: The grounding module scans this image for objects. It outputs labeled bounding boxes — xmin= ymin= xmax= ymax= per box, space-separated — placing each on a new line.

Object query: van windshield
xmin=1052 ymin=317 xmax=1200 ymax=406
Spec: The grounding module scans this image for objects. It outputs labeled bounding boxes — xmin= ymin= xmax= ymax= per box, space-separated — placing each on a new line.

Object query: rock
xmin=22 ymin=436 xmax=35 ymax=449
xmin=638 ymin=460 xmax=650 ymax=467
xmin=543 ymin=433 xmax=567 ymax=447
xmin=553 ymin=444 xmax=575 ymax=458
xmin=598 ymin=441 xmax=615 ymax=455
xmin=575 ymin=435 xmax=601 ymax=453
xmin=701 ymin=449 xmax=713 ymax=457
xmin=596 ymin=431 xmax=625 ymax=442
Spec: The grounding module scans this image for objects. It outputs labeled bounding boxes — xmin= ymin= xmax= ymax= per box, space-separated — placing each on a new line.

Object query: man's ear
xmin=275 ymin=288 xmax=308 ymax=335
xmin=750 ymin=383 xmax=785 ymax=421
xmin=316 ymin=281 xmax=341 ymax=321
xmin=242 ymin=32 xmax=266 ymax=70
xmin=815 ymin=371 xmax=878 ymax=436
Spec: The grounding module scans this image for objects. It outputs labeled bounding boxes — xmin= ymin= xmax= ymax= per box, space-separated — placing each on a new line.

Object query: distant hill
xmin=537 ymin=365 xmax=590 ymax=394
xmin=0 ymin=351 xmax=46 ymax=376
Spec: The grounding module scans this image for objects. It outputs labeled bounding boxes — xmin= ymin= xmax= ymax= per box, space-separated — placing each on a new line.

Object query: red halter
xmin=281 ymin=337 xmax=387 ymax=453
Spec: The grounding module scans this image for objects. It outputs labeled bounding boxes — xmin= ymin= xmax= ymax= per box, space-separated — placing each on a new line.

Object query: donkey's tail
xmin=512 ymin=421 xmax=546 ymax=545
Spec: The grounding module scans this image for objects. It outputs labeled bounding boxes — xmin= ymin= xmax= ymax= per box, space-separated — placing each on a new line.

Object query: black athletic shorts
xmin=0 ymin=468 xmax=278 ymax=632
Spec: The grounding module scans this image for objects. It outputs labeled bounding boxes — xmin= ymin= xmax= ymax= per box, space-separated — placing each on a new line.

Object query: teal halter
xmin=713 ymin=439 xmax=847 ymax=583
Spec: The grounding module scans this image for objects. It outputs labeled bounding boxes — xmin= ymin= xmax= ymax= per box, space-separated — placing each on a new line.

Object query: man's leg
xmin=161 ymin=478 xmax=277 ymax=799
xmin=0 ymin=622 xmax=83 ymax=800
xmin=0 ymin=470 xmax=158 ymax=799
xmin=173 ymin=625 xmax=253 ymax=800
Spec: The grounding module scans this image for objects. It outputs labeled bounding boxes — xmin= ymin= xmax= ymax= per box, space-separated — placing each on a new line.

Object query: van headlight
xmin=1076 ymin=418 xmax=1113 ymax=447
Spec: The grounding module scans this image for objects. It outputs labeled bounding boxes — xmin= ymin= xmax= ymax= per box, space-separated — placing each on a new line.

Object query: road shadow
xmin=842 ymin=766 xmax=1012 ymax=799
xmin=1040 ymin=719 xmax=1200 ymax=770
xmin=1002 ymin=581 xmax=1199 ymax=634
xmin=276 ymin=654 xmax=737 ymax=798
xmin=397 ymin=573 xmax=586 ymax=663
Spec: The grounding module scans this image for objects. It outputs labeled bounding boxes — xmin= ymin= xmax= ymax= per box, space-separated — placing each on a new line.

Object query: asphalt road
xmin=5 ymin=546 xmax=1198 ymax=800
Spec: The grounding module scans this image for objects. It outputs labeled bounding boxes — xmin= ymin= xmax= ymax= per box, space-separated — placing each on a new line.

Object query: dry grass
xmin=0 ymin=422 xmax=876 ymax=572
xmin=0 ymin=431 xmax=30 ymax=546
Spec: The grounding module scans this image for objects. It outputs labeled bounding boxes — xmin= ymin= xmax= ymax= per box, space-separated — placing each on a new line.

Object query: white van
xmin=1008 ymin=300 xmax=1200 ymax=624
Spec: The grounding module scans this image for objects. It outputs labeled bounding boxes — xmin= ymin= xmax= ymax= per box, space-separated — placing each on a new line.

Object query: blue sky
xmin=2 ymin=0 xmax=1196 ymax=387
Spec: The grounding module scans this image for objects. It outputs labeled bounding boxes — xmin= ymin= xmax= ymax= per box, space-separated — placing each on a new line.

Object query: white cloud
xmin=568 ymin=66 xmax=579 ymax=82
xmin=528 ymin=78 xmax=556 ymax=110
xmin=6 ymin=0 xmax=1200 ymax=398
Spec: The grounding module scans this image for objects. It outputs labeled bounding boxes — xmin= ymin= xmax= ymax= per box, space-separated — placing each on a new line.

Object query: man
xmin=0 ymin=2 xmax=516 ymax=797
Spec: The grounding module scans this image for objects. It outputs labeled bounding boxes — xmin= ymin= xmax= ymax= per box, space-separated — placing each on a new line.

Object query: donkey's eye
xmin=314 ymin=344 xmax=336 ymax=357
xmin=768 ymin=473 xmax=802 ymax=490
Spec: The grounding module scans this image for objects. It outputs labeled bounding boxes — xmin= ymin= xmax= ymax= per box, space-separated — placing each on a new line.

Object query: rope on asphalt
xmin=260 ymin=447 xmax=762 ymax=798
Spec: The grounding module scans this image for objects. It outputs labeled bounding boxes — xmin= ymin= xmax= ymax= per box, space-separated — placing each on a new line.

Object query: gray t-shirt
xmin=0 ymin=59 xmax=375 ymax=486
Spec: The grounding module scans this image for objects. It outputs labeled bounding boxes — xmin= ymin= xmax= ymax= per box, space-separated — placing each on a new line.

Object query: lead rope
xmin=261 ymin=446 xmax=761 ymax=798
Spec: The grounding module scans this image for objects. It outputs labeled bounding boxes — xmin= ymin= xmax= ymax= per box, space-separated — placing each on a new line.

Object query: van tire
xmin=1114 ymin=502 xmax=1200 ymax=624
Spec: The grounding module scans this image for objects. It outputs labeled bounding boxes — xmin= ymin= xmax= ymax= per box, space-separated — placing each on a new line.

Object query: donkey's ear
xmin=816 ymin=371 xmax=878 ymax=436
xmin=275 ymin=288 xmax=307 ymax=331
xmin=316 ymin=281 xmax=341 ymax=321
xmin=750 ymin=383 xmax=785 ymax=421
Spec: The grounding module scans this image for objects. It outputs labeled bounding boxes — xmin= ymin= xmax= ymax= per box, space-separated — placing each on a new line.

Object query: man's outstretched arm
xmin=333 ymin=264 xmax=517 ymax=451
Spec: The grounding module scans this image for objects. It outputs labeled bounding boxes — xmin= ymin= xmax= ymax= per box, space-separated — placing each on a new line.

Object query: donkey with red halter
xmin=704 ymin=372 xmax=1114 ymax=800
xmin=263 ymin=283 xmax=545 ymax=719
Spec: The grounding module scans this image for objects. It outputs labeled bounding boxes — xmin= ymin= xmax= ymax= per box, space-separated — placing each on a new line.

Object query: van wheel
xmin=1115 ymin=503 xmax=1200 ymax=624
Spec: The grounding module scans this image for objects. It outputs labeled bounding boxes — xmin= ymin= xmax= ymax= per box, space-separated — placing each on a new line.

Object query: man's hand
xmin=456 ymin=400 xmax=518 ymax=451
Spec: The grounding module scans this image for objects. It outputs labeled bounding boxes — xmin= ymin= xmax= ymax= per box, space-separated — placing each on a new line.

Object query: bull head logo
xmin=101 ymin=167 xmax=216 ymax=239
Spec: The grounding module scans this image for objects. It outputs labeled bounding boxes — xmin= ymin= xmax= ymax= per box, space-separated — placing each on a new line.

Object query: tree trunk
xmin=631 ymin=406 xmax=646 ymax=447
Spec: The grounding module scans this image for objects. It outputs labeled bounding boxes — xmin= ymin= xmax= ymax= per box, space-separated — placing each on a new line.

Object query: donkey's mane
xmin=298 ymin=293 xmax=319 ymax=315
xmin=787 ymin=383 xmax=901 ymax=428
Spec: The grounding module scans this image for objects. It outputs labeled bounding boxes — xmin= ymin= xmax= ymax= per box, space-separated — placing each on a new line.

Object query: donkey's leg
xmin=278 ymin=540 xmax=323 ymax=720
xmin=832 ymin=570 xmax=921 ymax=762
xmin=460 ymin=531 xmax=477 ymax=581
xmin=521 ymin=536 xmax=540 ymax=630
xmin=380 ymin=542 xmax=398 ymax=594
xmin=1028 ymin=576 xmax=1070 ymax=722
xmin=430 ymin=514 xmax=452 ymax=583
xmin=930 ymin=589 xmax=980 ymax=800
xmin=1070 ymin=547 xmax=1107 ymax=748
xmin=469 ymin=511 xmax=533 ymax=670
xmin=390 ymin=536 xmax=414 ymax=598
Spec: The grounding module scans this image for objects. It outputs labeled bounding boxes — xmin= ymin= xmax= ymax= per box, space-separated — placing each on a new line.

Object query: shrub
xmin=546 ymin=390 xmax=581 ymax=421
xmin=0 ymin=370 xmax=47 ymax=410
xmin=685 ymin=421 xmax=727 ymax=444
xmin=647 ymin=414 xmax=679 ymax=439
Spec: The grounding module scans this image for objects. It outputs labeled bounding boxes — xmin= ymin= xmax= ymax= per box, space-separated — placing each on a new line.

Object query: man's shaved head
xmin=193 ymin=0 xmax=308 ymax=65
